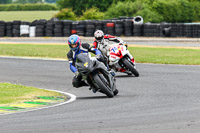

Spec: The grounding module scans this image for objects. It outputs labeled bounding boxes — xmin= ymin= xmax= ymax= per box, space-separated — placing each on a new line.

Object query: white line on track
xmin=0 ymin=56 xmax=76 ymax=115
xmin=0 ymin=55 xmax=67 ymax=61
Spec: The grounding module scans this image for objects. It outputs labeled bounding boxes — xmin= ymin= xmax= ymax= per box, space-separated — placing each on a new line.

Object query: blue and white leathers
xmin=67 ymin=43 xmax=101 ymax=73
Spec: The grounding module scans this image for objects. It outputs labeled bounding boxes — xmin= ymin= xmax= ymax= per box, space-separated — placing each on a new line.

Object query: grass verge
xmin=0 ymin=44 xmax=68 ymax=59
xmin=0 ymin=11 xmax=58 ymax=22
xmin=0 ymin=83 xmax=63 ymax=106
xmin=0 ymin=43 xmax=200 ymax=65
xmin=131 ymin=47 xmax=200 ymax=65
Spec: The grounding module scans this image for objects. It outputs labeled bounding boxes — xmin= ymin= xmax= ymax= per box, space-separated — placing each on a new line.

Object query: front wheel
xmin=122 ymin=59 xmax=139 ymax=77
xmin=93 ymin=74 xmax=114 ymax=98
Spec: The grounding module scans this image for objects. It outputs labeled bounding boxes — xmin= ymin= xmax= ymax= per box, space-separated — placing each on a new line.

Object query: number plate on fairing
xmin=110 ymin=46 xmax=118 ymax=54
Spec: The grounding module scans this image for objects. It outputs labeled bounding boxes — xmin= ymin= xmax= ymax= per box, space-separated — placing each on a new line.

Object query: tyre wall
xmin=0 ymin=19 xmax=200 ymax=38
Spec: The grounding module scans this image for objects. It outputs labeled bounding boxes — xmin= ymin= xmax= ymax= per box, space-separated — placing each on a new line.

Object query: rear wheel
xmin=122 ymin=59 xmax=139 ymax=77
xmin=93 ymin=74 xmax=114 ymax=98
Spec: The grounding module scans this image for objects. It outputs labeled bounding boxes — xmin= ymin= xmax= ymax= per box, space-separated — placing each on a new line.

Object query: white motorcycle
xmin=108 ymin=43 xmax=139 ymax=77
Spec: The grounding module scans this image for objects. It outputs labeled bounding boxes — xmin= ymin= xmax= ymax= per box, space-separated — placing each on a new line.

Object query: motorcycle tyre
xmin=94 ymin=74 xmax=114 ymax=98
xmin=123 ymin=59 xmax=139 ymax=77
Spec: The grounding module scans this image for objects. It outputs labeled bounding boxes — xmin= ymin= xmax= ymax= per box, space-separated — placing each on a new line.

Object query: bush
xmin=13 ymin=0 xmax=43 ymax=4
xmin=152 ymin=0 xmax=195 ymax=23
xmin=192 ymin=1 xmax=200 ymax=22
xmin=0 ymin=0 xmax=12 ymax=4
xmin=135 ymin=7 xmax=163 ymax=23
xmin=105 ymin=0 xmax=147 ymax=19
xmin=0 ymin=4 xmax=58 ymax=11
xmin=104 ymin=0 xmax=200 ymax=23
xmin=54 ymin=8 xmax=77 ymax=20
xmin=79 ymin=7 xmax=104 ymax=20
xmin=56 ymin=0 xmax=113 ymax=16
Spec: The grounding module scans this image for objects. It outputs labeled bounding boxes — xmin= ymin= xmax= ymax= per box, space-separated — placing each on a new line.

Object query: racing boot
xmin=89 ymin=87 xmax=98 ymax=93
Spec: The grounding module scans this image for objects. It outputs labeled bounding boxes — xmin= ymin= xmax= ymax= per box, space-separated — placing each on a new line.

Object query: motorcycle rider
xmin=93 ymin=30 xmax=135 ymax=72
xmin=93 ymin=30 xmax=127 ymax=57
xmin=67 ymin=34 xmax=113 ymax=90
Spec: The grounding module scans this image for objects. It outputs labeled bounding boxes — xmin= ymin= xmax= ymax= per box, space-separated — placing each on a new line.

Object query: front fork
xmin=119 ymin=55 xmax=136 ymax=70
xmin=126 ymin=50 xmax=135 ymax=64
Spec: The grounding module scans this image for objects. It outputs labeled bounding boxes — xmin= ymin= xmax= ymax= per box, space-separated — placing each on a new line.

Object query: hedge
xmin=0 ymin=4 xmax=58 ymax=11
xmin=105 ymin=0 xmax=200 ymax=23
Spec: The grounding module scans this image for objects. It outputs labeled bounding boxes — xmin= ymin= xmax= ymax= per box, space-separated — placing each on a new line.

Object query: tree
xmin=0 ymin=0 xmax=12 ymax=4
xmin=54 ymin=8 xmax=77 ymax=20
xmin=46 ymin=0 xmax=57 ymax=3
xmin=79 ymin=7 xmax=104 ymax=20
xmin=56 ymin=0 xmax=113 ymax=16
xmin=105 ymin=0 xmax=147 ymax=19
xmin=152 ymin=0 xmax=195 ymax=23
xmin=13 ymin=0 xmax=43 ymax=4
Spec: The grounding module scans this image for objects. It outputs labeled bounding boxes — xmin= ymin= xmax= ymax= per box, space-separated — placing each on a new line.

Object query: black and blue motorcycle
xmin=75 ymin=53 xmax=118 ymax=98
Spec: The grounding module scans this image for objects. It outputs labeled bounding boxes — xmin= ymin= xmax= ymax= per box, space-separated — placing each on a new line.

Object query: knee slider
xmin=72 ymin=81 xmax=79 ymax=88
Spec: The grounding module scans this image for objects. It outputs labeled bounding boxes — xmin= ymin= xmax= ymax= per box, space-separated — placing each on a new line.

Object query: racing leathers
xmin=93 ymin=34 xmax=126 ymax=57
xmin=67 ymin=43 xmax=102 ymax=88
xmin=93 ymin=34 xmax=135 ymax=72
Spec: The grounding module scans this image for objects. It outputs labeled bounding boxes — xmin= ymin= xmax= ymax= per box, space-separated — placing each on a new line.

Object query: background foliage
xmin=105 ymin=0 xmax=146 ymax=19
xmin=13 ymin=0 xmax=43 ymax=4
xmin=54 ymin=8 xmax=77 ymax=20
xmin=56 ymin=0 xmax=126 ymax=16
xmin=152 ymin=0 xmax=195 ymax=23
xmin=0 ymin=0 xmax=200 ymax=22
xmin=55 ymin=0 xmax=200 ymax=22
xmin=0 ymin=4 xmax=58 ymax=11
xmin=79 ymin=7 xmax=104 ymax=20
xmin=0 ymin=0 xmax=12 ymax=4
xmin=104 ymin=0 xmax=200 ymax=23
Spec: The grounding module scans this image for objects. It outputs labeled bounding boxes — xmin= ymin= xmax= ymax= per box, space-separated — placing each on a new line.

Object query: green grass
xmin=0 ymin=83 xmax=63 ymax=105
xmin=129 ymin=47 xmax=200 ymax=65
xmin=0 ymin=11 xmax=59 ymax=22
xmin=0 ymin=44 xmax=68 ymax=59
xmin=0 ymin=44 xmax=200 ymax=65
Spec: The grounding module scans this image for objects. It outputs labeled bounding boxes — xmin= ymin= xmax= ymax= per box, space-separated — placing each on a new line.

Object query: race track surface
xmin=0 ymin=57 xmax=200 ymax=133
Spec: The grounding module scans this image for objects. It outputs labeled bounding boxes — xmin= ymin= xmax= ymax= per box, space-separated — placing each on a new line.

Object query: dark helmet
xmin=68 ymin=34 xmax=81 ymax=52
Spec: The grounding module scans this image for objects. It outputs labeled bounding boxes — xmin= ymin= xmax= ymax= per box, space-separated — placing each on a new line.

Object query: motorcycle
xmin=108 ymin=43 xmax=139 ymax=77
xmin=75 ymin=53 xmax=118 ymax=98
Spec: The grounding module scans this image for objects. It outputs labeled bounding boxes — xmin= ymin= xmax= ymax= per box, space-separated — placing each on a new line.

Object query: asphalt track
xmin=0 ymin=37 xmax=200 ymax=133
xmin=0 ymin=56 xmax=200 ymax=133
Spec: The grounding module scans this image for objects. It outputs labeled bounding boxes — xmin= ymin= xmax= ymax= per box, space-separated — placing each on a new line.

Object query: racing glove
xmin=74 ymin=71 xmax=79 ymax=78
xmin=119 ymin=41 xmax=128 ymax=48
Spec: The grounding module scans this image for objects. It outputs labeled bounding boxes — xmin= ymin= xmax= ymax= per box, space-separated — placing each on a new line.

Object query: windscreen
xmin=76 ymin=53 xmax=90 ymax=63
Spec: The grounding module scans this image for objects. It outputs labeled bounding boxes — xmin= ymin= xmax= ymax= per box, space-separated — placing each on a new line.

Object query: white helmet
xmin=94 ymin=30 xmax=104 ymax=42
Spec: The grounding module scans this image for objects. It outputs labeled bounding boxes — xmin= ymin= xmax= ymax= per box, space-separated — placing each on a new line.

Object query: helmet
xmin=68 ymin=34 xmax=81 ymax=52
xmin=94 ymin=30 xmax=104 ymax=43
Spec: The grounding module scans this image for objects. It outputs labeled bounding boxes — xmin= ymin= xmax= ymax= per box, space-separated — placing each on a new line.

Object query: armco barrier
xmin=0 ymin=19 xmax=200 ymax=38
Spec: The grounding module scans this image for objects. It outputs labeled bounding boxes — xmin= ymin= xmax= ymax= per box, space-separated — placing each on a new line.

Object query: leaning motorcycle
xmin=108 ymin=43 xmax=139 ymax=77
xmin=75 ymin=53 xmax=118 ymax=98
